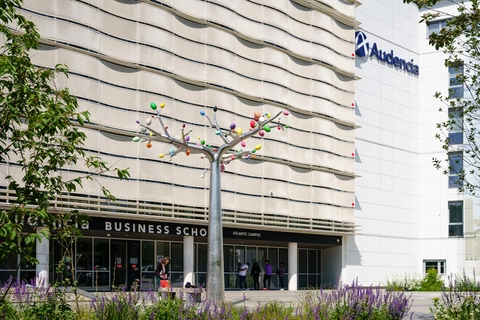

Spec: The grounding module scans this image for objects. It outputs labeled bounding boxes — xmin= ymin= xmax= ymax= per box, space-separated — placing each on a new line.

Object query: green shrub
xmin=419 ymin=268 xmax=444 ymax=291
xmin=0 ymin=300 xmax=19 ymax=320
xmin=22 ymin=296 xmax=75 ymax=320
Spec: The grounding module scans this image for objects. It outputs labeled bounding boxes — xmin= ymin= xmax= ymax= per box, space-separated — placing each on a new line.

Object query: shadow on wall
xmin=354 ymin=148 xmax=362 ymax=163
xmin=355 ymin=100 xmax=362 ymax=117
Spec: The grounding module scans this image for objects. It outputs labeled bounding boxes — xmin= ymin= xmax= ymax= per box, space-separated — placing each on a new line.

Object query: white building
xmin=351 ymin=0 xmax=480 ymax=286
xmin=1 ymin=0 xmax=477 ymax=290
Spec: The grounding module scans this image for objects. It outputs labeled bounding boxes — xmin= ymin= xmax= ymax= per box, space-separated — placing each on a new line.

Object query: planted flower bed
xmin=0 ymin=278 xmax=412 ymax=320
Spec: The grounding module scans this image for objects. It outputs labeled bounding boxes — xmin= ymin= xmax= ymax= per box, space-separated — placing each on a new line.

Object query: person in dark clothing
xmin=154 ymin=256 xmax=170 ymax=290
xmin=251 ymin=261 xmax=261 ymax=290
xmin=277 ymin=262 xmax=286 ymax=290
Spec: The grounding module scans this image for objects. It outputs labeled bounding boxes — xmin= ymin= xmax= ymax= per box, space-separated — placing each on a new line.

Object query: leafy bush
xmin=22 ymin=296 xmax=75 ymax=320
xmin=0 ymin=300 xmax=18 ymax=320
xmin=419 ymin=268 xmax=444 ymax=291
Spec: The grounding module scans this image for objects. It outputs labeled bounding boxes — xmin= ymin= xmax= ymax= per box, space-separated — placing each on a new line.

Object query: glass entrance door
xmin=111 ymin=240 xmax=126 ymax=289
xmin=127 ymin=241 xmax=140 ymax=290
xmin=111 ymin=240 xmax=141 ymax=290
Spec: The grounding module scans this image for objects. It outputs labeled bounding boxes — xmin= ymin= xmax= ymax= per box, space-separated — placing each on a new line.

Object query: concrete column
xmin=288 ymin=242 xmax=298 ymax=291
xmin=183 ymin=236 xmax=195 ymax=286
xmin=36 ymin=227 xmax=49 ymax=287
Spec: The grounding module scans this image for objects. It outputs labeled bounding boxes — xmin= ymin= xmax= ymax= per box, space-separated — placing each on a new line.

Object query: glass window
xmin=268 ymin=248 xmax=278 ymax=270
xmin=195 ymin=243 xmax=208 ymax=287
xmin=156 ymin=242 xmax=170 ymax=261
xmin=257 ymin=248 xmax=267 ymax=269
xmin=308 ymin=250 xmax=316 ymax=273
xmin=424 ymin=260 xmax=446 ymax=274
xmin=171 ymin=243 xmax=183 ymax=272
xmin=450 ymin=86 xmax=464 ymax=98
xmin=317 ymin=250 xmax=322 ymax=274
xmin=448 ymin=152 xmax=463 ymax=188
xmin=196 ymin=244 xmax=207 ymax=273
xmin=448 ymin=108 xmax=463 ymax=132
xmin=94 ymin=239 xmax=109 ymax=270
xmin=246 ymin=247 xmax=256 ymax=267
xmin=448 ymin=132 xmax=463 ymax=145
xmin=167 ymin=242 xmax=184 ymax=287
xmin=93 ymin=239 xmax=109 ymax=290
xmin=223 ymin=246 xmax=235 ymax=272
xmin=279 ymin=248 xmax=288 ymax=273
xmin=0 ymin=252 xmax=17 ymax=270
xmin=449 ymin=201 xmax=464 ymax=237
xmin=427 ymin=19 xmax=449 ymax=37
xmin=449 ymin=64 xmax=464 ymax=98
xmin=76 ymin=238 xmax=92 ymax=271
xmin=299 ymin=250 xmax=307 ymax=273
xmin=141 ymin=241 xmax=154 ymax=271
xmin=235 ymin=246 xmax=246 ymax=267
xmin=20 ymin=242 xmax=36 ymax=270
xmin=76 ymin=238 xmax=93 ymax=289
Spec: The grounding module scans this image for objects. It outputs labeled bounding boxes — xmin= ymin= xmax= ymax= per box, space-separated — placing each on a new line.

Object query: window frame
xmin=423 ymin=260 xmax=446 ymax=275
xmin=427 ymin=19 xmax=449 ymax=37
xmin=448 ymin=201 xmax=464 ymax=237
xmin=448 ymin=152 xmax=463 ymax=188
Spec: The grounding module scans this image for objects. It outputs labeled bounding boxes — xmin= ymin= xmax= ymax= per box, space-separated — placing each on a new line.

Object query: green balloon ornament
xmin=150 ymin=102 xmax=157 ymax=110
xmin=263 ymin=125 xmax=271 ymax=132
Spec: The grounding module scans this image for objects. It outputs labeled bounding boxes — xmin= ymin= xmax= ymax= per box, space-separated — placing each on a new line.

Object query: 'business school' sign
xmin=80 ymin=217 xmax=341 ymax=245
xmin=83 ymin=217 xmax=208 ymax=237
xmin=355 ymin=31 xmax=419 ymax=75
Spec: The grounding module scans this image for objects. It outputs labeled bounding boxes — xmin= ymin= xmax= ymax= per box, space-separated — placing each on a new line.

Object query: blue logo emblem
xmin=355 ymin=31 xmax=369 ymax=57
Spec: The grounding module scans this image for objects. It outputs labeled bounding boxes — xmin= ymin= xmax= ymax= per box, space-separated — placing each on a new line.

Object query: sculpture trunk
xmin=206 ymin=157 xmax=225 ymax=302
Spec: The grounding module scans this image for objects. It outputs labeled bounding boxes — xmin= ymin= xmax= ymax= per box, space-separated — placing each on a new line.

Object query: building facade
xmin=1 ymin=0 xmax=357 ymax=291
xmin=2 ymin=0 xmax=477 ymax=291
xmin=350 ymin=0 xmax=480 ymax=286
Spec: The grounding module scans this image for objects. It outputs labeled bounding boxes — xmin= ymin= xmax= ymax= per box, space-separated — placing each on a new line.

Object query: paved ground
xmin=224 ymin=289 xmax=440 ymax=319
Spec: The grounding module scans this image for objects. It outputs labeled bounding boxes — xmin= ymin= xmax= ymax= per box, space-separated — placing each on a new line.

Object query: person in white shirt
xmin=238 ymin=262 xmax=250 ymax=290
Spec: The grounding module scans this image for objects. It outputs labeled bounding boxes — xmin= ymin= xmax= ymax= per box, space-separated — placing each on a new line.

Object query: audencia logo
xmin=355 ymin=31 xmax=369 ymax=57
xmin=355 ymin=31 xmax=419 ymax=75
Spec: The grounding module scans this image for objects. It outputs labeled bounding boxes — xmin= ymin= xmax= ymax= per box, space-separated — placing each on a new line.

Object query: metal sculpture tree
xmin=133 ymin=103 xmax=289 ymax=302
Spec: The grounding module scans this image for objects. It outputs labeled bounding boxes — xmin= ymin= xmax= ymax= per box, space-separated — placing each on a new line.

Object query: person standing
xmin=251 ymin=261 xmax=261 ymax=290
xmin=277 ymin=262 xmax=285 ymax=290
xmin=263 ymin=259 xmax=272 ymax=290
xmin=238 ymin=262 xmax=250 ymax=290
xmin=154 ymin=256 xmax=170 ymax=290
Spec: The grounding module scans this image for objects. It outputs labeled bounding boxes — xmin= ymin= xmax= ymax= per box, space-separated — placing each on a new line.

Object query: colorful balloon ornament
xmin=133 ymin=103 xmax=289 ymax=169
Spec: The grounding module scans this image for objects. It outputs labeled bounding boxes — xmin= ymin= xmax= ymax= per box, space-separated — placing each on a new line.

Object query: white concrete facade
xmin=350 ymin=0 xmax=480 ymax=286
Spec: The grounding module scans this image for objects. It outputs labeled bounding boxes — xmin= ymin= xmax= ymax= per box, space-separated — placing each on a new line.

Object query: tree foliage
xmin=0 ymin=0 xmax=129 ymax=274
xmin=404 ymin=0 xmax=480 ymax=195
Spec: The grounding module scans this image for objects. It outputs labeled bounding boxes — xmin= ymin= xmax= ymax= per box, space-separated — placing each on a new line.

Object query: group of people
xmin=154 ymin=256 xmax=286 ymax=291
xmin=238 ymin=260 xmax=285 ymax=290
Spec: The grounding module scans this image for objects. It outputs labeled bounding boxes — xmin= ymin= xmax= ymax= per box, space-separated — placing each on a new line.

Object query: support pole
xmin=288 ymin=242 xmax=298 ymax=291
xmin=206 ymin=157 xmax=225 ymax=301
xmin=36 ymin=227 xmax=49 ymax=287
xmin=183 ymin=235 xmax=195 ymax=286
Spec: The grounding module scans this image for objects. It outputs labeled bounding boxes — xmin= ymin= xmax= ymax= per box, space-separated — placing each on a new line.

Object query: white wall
xmin=350 ymin=0 xmax=423 ymax=285
xmin=351 ymin=0 xmax=480 ymax=285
